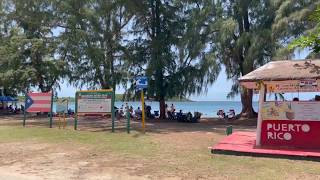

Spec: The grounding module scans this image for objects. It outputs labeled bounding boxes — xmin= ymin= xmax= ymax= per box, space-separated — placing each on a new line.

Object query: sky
xmin=56 ymin=49 xmax=312 ymax=101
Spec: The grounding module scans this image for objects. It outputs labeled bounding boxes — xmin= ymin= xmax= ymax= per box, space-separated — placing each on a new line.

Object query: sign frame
xmin=74 ymin=89 xmax=116 ymax=132
xmin=56 ymin=98 xmax=69 ymax=129
xmin=23 ymin=91 xmax=54 ymax=128
xmin=135 ymin=76 xmax=148 ymax=90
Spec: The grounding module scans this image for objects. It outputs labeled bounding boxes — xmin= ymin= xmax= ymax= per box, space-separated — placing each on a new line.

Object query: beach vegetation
xmin=0 ymin=0 xmax=319 ymax=118
xmin=289 ymin=6 xmax=320 ymax=55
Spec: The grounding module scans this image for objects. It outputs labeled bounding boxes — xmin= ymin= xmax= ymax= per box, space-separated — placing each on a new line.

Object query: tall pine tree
xmin=58 ymin=0 xmax=135 ymax=90
xmin=208 ymin=0 xmax=276 ymax=117
xmin=132 ymin=0 xmax=220 ymax=118
xmin=0 ymin=0 xmax=66 ymax=93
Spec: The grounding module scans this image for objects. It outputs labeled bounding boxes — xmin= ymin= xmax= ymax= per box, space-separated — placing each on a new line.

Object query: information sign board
xmin=77 ymin=90 xmax=113 ymax=114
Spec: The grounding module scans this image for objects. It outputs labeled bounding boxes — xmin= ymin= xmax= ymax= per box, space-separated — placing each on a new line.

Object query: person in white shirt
xmin=170 ymin=104 xmax=175 ymax=113
xmin=134 ymin=107 xmax=142 ymax=119
xmin=165 ymin=104 xmax=168 ymax=118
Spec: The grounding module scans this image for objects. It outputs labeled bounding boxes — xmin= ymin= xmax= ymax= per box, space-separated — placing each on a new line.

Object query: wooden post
xmin=64 ymin=99 xmax=68 ymax=129
xmin=49 ymin=91 xmax=54 ymax=128
xmin=111 ymin=89 xmax=115 ymax=133
xmin=256 ymin=84 xmax=265 ymax=146
xmin=141 ymin=90 xmax=145 ymax=133
xmin=23 ymin=93 xmax=27 ymax=127
xmin=74 ymin=92 xmax=78 ymax=130
xmin=126 ymin=111 xmax=130 ymax=134
xmin=63 ymin=113 xmax=66 ymax=129
xmin=58 ymin=115 xmax=61 ymax=129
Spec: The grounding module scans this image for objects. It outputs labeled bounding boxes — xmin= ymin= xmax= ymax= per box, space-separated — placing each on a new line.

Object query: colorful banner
xmin=77 ymin=91 xmax=112 ymax=114
xmin=266 ymin=79 xmax=320 ymax=93
xmin=262 ymin=101 xmax=320 ymax=121
xmin=25 ymin=92 xmax=52 ymax=112
xmin=261 ymin=120 xmax=320 ymax=149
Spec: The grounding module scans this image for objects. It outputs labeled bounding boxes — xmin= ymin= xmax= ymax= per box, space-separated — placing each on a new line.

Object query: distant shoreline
xmin=17 ymin=95 xmax=193 ymax=102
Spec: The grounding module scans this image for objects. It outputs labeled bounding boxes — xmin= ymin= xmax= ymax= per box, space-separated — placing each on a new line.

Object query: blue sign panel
xmin=135 ymin=76 xmax=148 ymax=90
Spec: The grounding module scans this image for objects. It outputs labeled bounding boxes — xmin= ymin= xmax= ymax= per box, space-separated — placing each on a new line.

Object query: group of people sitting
xmin=166 ymin=104 xmax=201 ymax=123
xmin=5 ymin=104 xmax=24 ymax=114
xmin=293 ymin=95 xmax=320 ymax=101
xmin=115 ymin=103 xmax=201 ymax=122
xmin=176 ymin=110 xmax=202 ymax=123
xmin=217 ymin=109 xmax=236 ymax=120
xmin=116 ymin=103 xmax=156 ymax=120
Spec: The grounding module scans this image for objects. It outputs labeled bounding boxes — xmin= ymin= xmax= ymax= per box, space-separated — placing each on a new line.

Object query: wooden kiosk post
xmin=256 ymin=84 xmax=265 ymax=146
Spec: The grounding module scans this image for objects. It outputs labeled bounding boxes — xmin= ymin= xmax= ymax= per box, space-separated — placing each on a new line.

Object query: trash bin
xmin=226 ymin=125 xmax=233 ymax=135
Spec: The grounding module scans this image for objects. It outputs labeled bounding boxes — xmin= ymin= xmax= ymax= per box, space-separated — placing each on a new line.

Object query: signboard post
xmin=74 ymin=89 xmax=115 ymax=131
xmin=49 ymin=92 xmax=54 ymax=128
xmin=135 ymin=76 xmax=148 ymax=133
xmin=111 ymin=90 xmax=115 ymax=132
xmin=126 ymin=111 xmax=131 ymax=134
xmin=23 ymin=95 xmax=26 ymax=127
xmin=74 ymin=93 xmax=79 ymax=130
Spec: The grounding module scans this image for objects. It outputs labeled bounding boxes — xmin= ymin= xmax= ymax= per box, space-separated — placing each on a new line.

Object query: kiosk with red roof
xmin=211 ymin=59 xmax=320 ymax=158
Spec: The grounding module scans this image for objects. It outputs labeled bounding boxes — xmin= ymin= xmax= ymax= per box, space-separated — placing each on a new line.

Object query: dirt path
xmin=0 ymin=141 xmax=156 ymax=180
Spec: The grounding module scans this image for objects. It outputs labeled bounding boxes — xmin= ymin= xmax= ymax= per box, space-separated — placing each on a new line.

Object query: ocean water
xmin=53 ymin=101 xmax=259 ymax=118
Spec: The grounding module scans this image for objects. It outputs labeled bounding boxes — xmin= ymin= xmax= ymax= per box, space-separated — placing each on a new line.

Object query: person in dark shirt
xmin=293 ymin=97 xmax=299 ymax=101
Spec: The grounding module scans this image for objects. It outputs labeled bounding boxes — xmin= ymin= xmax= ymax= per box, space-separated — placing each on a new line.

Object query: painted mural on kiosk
xmin=262 ymin=101 xmax=320 ymax=121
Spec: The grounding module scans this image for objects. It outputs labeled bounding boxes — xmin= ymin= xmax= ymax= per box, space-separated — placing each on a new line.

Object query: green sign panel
xmin=74 ymin=90 xmax=115 ymax=132
xmin=77 ymin=91 xmax=113 ymax=114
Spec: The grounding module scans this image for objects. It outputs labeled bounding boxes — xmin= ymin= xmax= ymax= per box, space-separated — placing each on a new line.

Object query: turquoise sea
xmin=53 ymin=101 xmax=259 ymax=118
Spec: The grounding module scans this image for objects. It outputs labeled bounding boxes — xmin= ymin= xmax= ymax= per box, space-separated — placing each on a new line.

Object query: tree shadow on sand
xmin=0 ymin=114 xmax=257 ymax=136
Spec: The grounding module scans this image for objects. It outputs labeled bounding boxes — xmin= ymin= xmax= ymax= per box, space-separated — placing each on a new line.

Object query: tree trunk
xmin=159 ymin=96 xmax=166 ymax=119
xmin=240 ymin=88 xmax=257 ymax=118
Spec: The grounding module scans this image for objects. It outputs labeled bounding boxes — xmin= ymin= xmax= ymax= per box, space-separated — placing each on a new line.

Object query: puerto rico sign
xmin=261 ymin=101 xmax=320 ymax=148
xmin=261 ymin=120 xmax=320 ymax=149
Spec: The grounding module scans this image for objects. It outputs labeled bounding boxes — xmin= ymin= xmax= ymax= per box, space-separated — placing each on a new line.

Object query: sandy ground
xmin=0 ymin=114 xmax=256 ymax=180
xmin=0 ymin=142 xmax=153 ymax=180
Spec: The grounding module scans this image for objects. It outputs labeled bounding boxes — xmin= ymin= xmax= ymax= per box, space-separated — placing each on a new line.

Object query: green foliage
xmin=131 ymin=1 xmax=219 ymax=117
xmin=0 ymin=0 xmax=67 ymax=94
xmin=273 ymin=0 xmax=319 ymax=58
xmin=0 ymin=0 xmax=318 ymax=117
xmin=205 ymin=0 xmax=276 ymax=116
xmin=289 ymin=6 xmax=320 ymax=53
xmin=205 ymin=0 xmax=318 ymax=117
xmin=58 ymin=0 xmax=135 ymax=90
xmin=0 ymin=0 xmax=218 ymax=108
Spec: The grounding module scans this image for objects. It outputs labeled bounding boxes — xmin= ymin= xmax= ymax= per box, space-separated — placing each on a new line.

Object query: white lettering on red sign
xmin=266 ymin=123 xmax=310 ymax=141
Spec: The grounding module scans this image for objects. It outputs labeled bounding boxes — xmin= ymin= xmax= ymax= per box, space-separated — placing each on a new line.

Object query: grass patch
xmin=0 ymin=126 xmax=158 ymax=156
xmin=1 ymin=126 xmax=320 ymax=179
xmin=149 ymin=136 xmax=320 ymax=179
